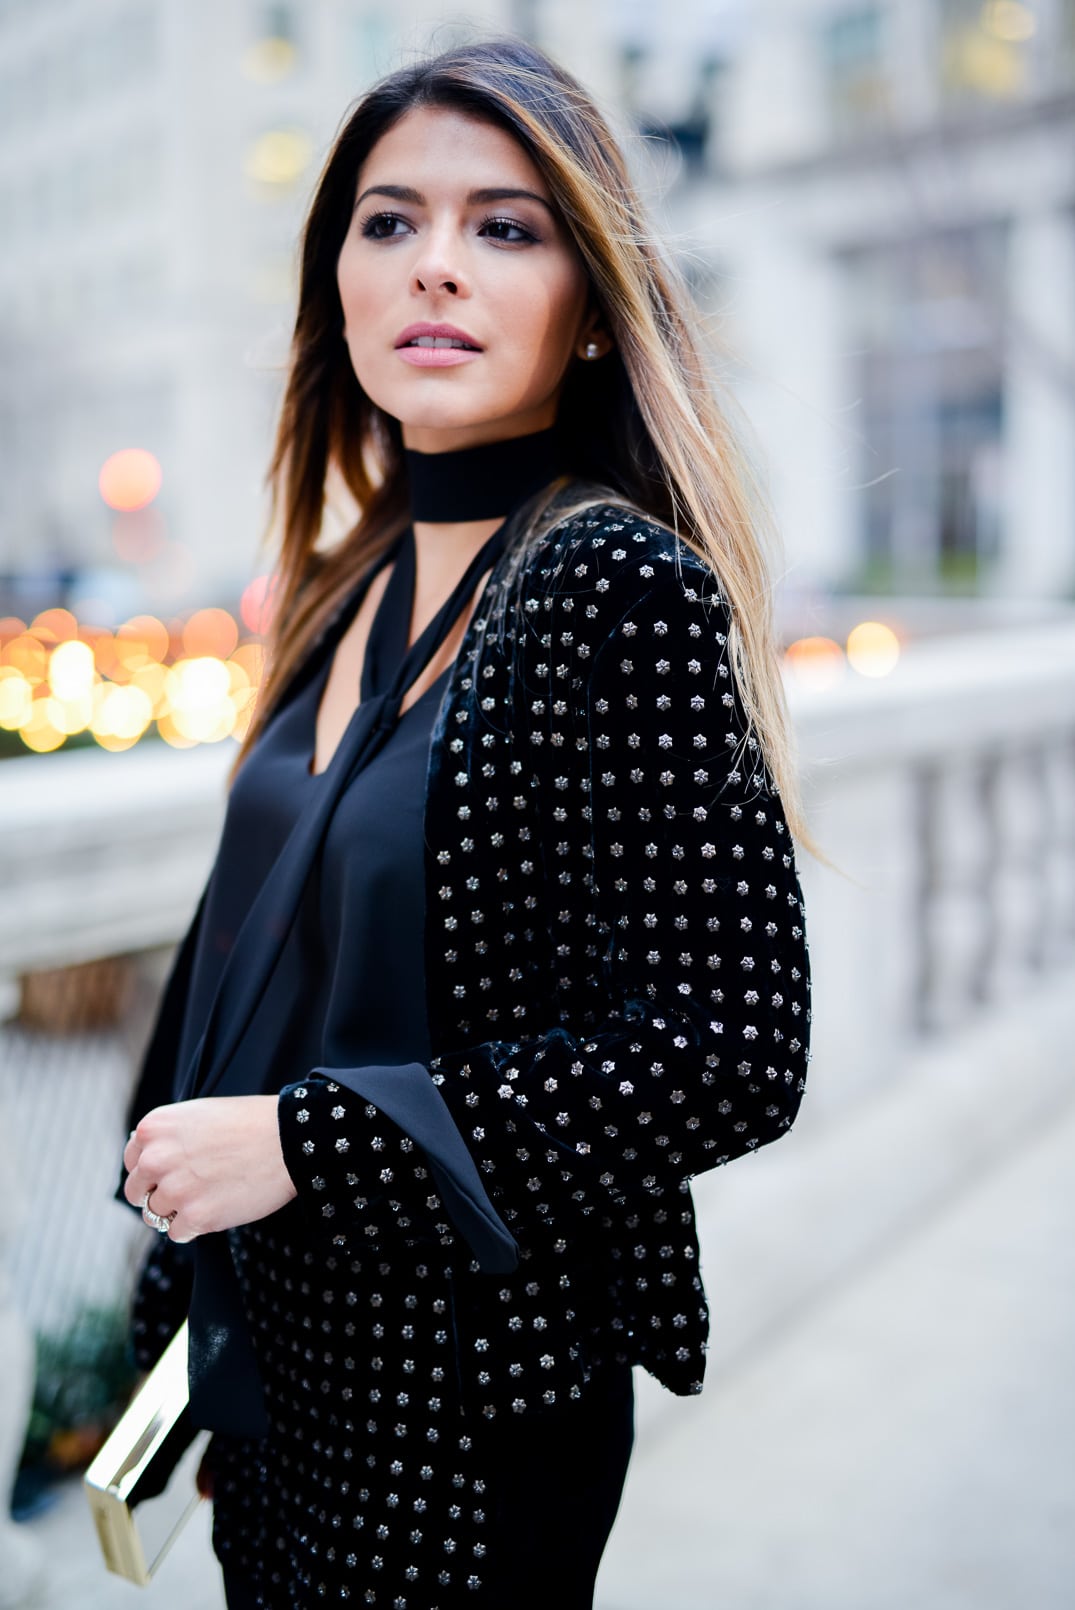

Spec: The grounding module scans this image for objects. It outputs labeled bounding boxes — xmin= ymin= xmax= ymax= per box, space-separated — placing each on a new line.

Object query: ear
xmin=574 ymin=308 xmax=614 ymax=362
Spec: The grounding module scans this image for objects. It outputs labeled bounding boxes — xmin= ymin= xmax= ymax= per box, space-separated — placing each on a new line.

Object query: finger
xmin=146 ymin=1186 xmax=177 ymax=1220
xmin=124 ymin=1167 xmax=149 ymax=1208
xmin=122 ymin=1131 xmax=142 ymax=1173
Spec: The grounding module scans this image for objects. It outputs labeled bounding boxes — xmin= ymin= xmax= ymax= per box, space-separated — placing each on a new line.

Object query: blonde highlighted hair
xmin=236 ymin=34 xmax=825 ymax=864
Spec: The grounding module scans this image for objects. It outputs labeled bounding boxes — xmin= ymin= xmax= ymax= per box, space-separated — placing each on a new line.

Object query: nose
xmin=412 ymin=262 xmax=460 ymax=296
xmin=410 ymin=220 xmax=467 ymax=298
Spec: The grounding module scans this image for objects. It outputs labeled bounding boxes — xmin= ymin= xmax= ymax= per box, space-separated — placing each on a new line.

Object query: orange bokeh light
xmin=120 ymin=614 xmax=170 ymax=664
xmin=91 ymin=633 xmax=122 ymax=681
xmin=30 ymin=608 xmax=79 ymax=645
xmin=19 ymin=700 xmax=66 ymax=753
xmin=783 ymin=635 xmax=847 ymax=690
xmin=107 ymin=615 xmax=169 ymax=680
xmin=183 ymin=608 xmax=239 ymax=661
xmin=2 ymin=634 xmax=48 ymax=685
xmin=230 ymin=642 xmax=266 ymax=688
xmin=4 ymin=596 xmax=270 ymax=755
xmin=99 ymin=448 xmax=163 ymax=512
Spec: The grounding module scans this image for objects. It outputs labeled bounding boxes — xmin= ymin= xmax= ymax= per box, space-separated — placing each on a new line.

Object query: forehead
xmin=356 ymin=105 xmax=549 ymax=196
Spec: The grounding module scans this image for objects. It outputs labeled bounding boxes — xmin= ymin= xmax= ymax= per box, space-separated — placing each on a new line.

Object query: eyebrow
xmin=353 ymin=183 xmax=555 ymax=216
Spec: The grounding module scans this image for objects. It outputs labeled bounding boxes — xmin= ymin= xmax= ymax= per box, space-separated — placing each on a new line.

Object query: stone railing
xmin=789 ymin=618 xmax=1075 ymax=1122
xmin=6 ymin=616 xmax=1073 ymax=1051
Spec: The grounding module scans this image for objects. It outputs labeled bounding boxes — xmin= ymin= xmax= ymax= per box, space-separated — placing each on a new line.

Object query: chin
xmin=384 ymin=395 xmax=510 ymax=437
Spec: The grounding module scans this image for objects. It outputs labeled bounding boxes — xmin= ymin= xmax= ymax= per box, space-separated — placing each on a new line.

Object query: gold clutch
xmin=83 ymin=1320 xmax=211 ymax=1585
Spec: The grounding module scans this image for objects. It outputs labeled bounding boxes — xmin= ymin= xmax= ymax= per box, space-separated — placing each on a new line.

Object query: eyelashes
xmin=358 ymin=210 xmax=539 ymax=245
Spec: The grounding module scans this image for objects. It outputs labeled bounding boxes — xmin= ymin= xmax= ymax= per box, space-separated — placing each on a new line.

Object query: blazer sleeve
xmin=277 ymin=519 xmax=811 ymax=1256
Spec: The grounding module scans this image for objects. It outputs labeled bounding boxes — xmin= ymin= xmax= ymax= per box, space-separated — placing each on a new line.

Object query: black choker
xmin=403 ymin=425 xmax=566 ymax=523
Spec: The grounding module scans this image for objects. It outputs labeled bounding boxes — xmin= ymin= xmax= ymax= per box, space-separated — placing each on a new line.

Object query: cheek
xmin=338 ymin=245 xmax=375 ymax=321
xmin=507 ymin=266 xmax=586 ymax=376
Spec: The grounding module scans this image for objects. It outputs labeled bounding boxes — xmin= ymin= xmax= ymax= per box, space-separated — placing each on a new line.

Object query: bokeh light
xmin=243 ymin=128 xmax=313 ymax=186
xmin=3 ymin=596 xmax=264 ymax=757
xmin=981 ymin=2 xmax=1037 ymax=44
xmin=19 ymin=699 xmax=66 ymax=753
xmin=0 ymin=667 xmax=33 ymax=730
xmin=31 ymin=608 xmax=79 ymax=645
xmin=241 ymin=36 xmax=297 ymax=84
xmin=784 ymin=636 xmax=847 ymax=691
xmin=129 ymin=662 xmax=169 ymax=717
xmin=230 ymin=641 xmax=266 ymax=687
xmin=240 ymin=573 xmax=278 ymax=635
xmin=3 ymin=634 xmax=48 ymax=685
xmin=48 ymin=639 xmax=96 ymax=700
xmin=165 ymin=657 xmax=236 ymax=744
xmin=183 ymin=608 xmax=239 ymax=661
xmin=109 ymin=615 xmax=170 ymax=681
xmin=47 ymin=690 xmax=94 ymax=736
xmin=847 ymin=621 xmax=902 ymax=678
xmin=99 ymin=448 xmax=163 ymax=513
xmin=91 ymin=682 xmax=154 ymax=750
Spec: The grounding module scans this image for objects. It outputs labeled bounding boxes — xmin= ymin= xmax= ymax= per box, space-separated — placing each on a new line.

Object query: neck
xmin=409 ymin=512 xmax=505 ymax=600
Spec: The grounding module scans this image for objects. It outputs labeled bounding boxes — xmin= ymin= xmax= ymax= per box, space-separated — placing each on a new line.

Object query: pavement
xmin=596 ymin=1066 xmax=1075 ymax=1609
xmin=9 ymin=967 xmax=1075 ymax=1610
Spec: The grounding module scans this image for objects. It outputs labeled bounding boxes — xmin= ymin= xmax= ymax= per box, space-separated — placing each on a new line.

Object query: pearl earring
xmin=583 ymin=341 xmax=600 ymax=359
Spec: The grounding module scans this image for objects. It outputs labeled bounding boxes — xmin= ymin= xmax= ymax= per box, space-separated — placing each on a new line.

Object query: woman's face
xmin=337 ymin=105 xmax=604 ymax=452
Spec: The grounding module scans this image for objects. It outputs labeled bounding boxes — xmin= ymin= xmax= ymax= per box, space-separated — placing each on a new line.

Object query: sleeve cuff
xmin=280 ymin=1063 xmax=518 ymax=1274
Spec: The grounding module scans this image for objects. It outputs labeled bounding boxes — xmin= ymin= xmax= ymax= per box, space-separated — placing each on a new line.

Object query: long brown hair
xmin=235 ymin=34 xmax=827 ymax=864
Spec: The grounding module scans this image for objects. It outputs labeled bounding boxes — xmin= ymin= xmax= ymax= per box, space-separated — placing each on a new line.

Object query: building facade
xmin=637 ymin=0 xmax=1075 ymax=600
xmin=1 ymin=0 xmax=1072 ymax=610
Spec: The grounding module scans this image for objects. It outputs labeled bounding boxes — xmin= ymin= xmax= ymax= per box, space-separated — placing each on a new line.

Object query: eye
xmin=359 ymin=211 xmax=411 ymax=240
xmin=478 ymin=215 xmax=538 ymax=244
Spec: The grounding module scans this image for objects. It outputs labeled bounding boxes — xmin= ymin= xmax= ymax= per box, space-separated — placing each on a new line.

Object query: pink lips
xmin=394 ymin=321 xmax=483 ymax=369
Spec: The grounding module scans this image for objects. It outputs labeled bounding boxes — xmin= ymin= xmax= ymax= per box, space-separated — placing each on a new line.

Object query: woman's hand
xmin=123 ymin=1096 xmax=298 ymax=1242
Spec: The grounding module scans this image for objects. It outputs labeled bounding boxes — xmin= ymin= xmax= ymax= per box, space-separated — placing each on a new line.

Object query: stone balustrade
xmin=4 ymin=618 xmax=1072 ymax=1048
xmin=789 ymin=618 xmax=1075 ymax=1121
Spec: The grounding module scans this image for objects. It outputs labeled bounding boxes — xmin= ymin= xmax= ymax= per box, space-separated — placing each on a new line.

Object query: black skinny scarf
xmin=402 ymin=424 xmax=566 ymax=522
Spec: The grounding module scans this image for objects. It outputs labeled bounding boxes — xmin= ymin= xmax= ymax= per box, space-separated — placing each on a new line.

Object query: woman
xmin=120 ymin=35 xmax=815 ymax=1610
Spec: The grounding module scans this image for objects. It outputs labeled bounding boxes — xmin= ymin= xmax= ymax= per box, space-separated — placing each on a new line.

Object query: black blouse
xmin=174 ymin=531 xmax=451 ymax=1096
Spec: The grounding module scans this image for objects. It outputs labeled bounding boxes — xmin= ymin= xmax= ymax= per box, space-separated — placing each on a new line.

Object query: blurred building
xmin=584 ymin=0 xmax=1075 ymax=601
xmin=1 ymin=0 xmax=1072 ymax=611
xmin=0 ymin=0 xmax=510 ymax=609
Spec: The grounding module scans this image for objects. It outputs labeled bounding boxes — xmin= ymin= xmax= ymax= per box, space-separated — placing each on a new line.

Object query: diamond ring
xmin=141 ymin=1188 xmax=177 ymax=1235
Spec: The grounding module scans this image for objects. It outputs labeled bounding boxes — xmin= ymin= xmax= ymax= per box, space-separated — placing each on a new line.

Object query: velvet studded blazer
xmin=124 ymin=495 xmax=813 ymax=1438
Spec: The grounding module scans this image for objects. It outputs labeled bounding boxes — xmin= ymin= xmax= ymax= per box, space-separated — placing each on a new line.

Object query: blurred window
xmin=262 ymin=3 xmax=297 ymax=46
xmin=820 ymin=6 xmax=892 ymax=140
xmin=1059 ymin=0 xmax=1075 ymax=85
xmin=243 ymin=2 xmax=301 ymax=83
xmin=841 ymin=224 xmax=1007 ymax=592
xmin=938 ymin=0 xmax=1036 ymax=106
